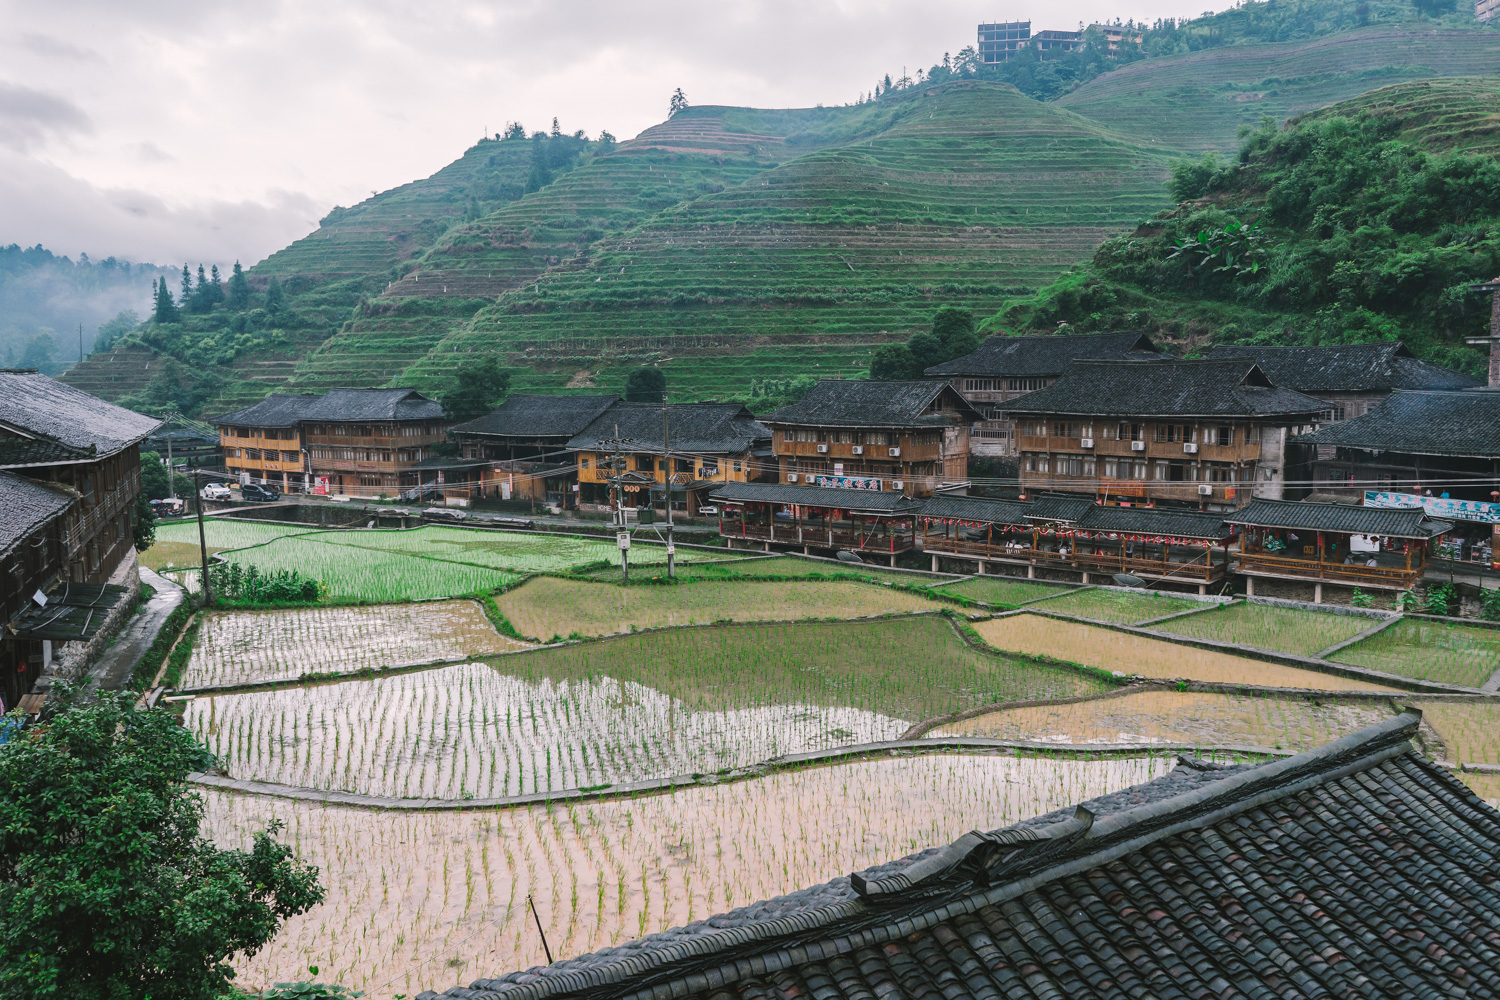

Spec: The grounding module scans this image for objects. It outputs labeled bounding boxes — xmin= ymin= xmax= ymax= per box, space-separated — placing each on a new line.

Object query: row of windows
xmin=962 ymin=377 xmax=1046 ymax=392
xmin=781 ymin=430 xmax=938 ymax=446
xmin=1019 ymin=421 xmax=1266 ymax=445
xmin=1023 ymin=454 xmax=1247 ymax=482
xmin=228 ymin=449 xmax=300 ymax=463
xmin=304 ymin=423 xmax=443 ymax=437
xmin=225 ymin=427 xmax=297 ymax=441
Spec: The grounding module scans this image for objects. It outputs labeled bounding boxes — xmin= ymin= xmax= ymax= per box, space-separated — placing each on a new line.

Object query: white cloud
xmin=1 ymin=0 xmax=1234 ymax=267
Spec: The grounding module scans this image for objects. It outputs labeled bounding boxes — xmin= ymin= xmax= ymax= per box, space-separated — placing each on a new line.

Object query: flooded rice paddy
xmin=181 ymin=601 xmax=527 ymax=689
xmin=930 ymin=575 xmax=1070 ymax=607
xmin=1026 ymin=587 xmax=1207 ymax=624
xmin=1330 ymin=618 xmax=1500 ymax=689
xmin=493 ymin=576 xmax=941 ymax=641
xmin=204 ymin=753 xmax=1176 ymax=997
xmin=933 ymin=688 xmax=1393 ymax=751
xmin=1147 ymin=601 xmax=1377 ymax=658
xmin=975 ymin=614 xmax=1398 ymax=691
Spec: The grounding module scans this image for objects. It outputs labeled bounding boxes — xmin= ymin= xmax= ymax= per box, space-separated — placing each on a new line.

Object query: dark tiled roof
xmin=1024 ymin=493 xmax=1094 ymax=523
xmin=212 ymin=393 xmax=322 ymax=428
xmin=1076 ymin=503 xmax=1233 ymax=540
xmin=1002 ymin=359 xmax=1328 ymax=418
xmin=1296 ymin=389 xmax=1500 ymax=458
xmin=925 ymin=331 xmax=1160 ymax=377
xmin=568 ymin=403 xmax=769 ymax=455
xmin=0 ymin=472 xmax=75 ymax=558
xmin=1225 ymin=499 xmax=1452 ymax=538
xmin=0 ymin=369 xmax=160 ymax=462
xmin=710 ymin=482 xmax=920 ymax=513
xmin=917 ymin=495 xmax=1033 ymax=525
xmin=423 ymin=715 xmax=1492 ymax=1000
xmin=300 ymin=388 xmax=446 ymax=423
xmin=1204 ymin=341 xmax=1481 ymax=392
xmin=766 ymin=380 xmax=982 ymax=427
xmin=450 ymin=395 xmax=620 ymax=439
xmin=0 ymin=436 xmax=92 ymax=469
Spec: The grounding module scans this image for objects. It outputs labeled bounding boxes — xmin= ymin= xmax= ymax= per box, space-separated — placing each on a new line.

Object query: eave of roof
xmin=709 ymin=481 xmax=920 ymax=512
xmin=1224 ymin=499 xmax=1452 ymax=538
xmin=1295 ymin=389 xmax=1500 ymax=459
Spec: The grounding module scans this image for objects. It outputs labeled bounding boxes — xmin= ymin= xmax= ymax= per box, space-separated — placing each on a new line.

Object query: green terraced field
xmin=1146 ymin=602 xmax=1377 ymax=658
xmin=931 ymin=576 xmax=1073 ymax=607
xmin=1295 ymin=76 xmax=1500 ymax=156
xmin=1329 ymin=618 xmax=1500 ymax=689
xmin=1059 ymin=25 xmax=1500 ymax=152
xmin=1030 ymin=588 xmax=1207 ymax=624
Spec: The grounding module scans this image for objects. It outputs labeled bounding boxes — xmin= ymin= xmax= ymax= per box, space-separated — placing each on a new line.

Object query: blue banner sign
xmin=1365 ymin=491 xmax=1500 ymax=525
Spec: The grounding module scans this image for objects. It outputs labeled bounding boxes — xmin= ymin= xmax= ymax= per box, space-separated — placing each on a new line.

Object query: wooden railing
xmin=1234 ymin=552 xmax=1420 ymax=587
xmin=721 ymin=522 xmax=913 ymax=553
xmin=924 ymin=538 xmax=1224 ymax=582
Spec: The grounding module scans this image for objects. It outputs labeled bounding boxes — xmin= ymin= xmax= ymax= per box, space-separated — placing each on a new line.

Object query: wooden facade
xmin=711 ymin=482 xmax=920 ymax=565
xmin=301 ymin=389 xmax=448 ymax=496
xmin=765 ymin=380 xmax=981 ymax=497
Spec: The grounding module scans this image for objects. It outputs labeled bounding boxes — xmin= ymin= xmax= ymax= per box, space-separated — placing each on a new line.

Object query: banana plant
xmin=1166 ymin=220 xmax=1268 ymax=277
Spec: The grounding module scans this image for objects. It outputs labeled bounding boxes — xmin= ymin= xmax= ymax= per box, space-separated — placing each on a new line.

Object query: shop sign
xmin=1364 ymin=491 xmax=1500 ymax=525
xmin=815 ymin=475 xmax=882 ymax=490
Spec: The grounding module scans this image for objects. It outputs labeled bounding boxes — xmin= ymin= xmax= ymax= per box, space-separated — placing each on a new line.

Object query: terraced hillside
xmin=1295 ymin=75 xmax=1500 ymax=155
xmin=286 ymin=111 xmax=810 ymax=392
xmin=365 ymin=82 xmax=1177 ymax=399
xmin=1059 ymin=25 xmax=1500 ymax=152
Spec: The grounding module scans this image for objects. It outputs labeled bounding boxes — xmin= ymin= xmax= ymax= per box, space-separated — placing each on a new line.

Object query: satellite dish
xmin=835 ymin=550 xmax=865 ymax=564
xmin=1113 ymin=573 xmax=1145 ymax=588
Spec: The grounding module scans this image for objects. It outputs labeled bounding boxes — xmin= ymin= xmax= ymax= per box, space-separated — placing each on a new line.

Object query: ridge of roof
xmin=0 ymin=370 xmax=161 ymax=461
xmin=422 ymin=714 xmax=1427 ymax=1000
xmin=450 ymin=395 xmax=621 ymax=437
xmin=1203 ymin=341 xmax=1480 ymax=392
xmin=211 ymin=393 xmax=323 ymax=428
xmin=567 ymin=402 xmax=769 ymax=455
xmin=766 ymin=379 xmax=980 ymax=427
xmin=1296 ymin=388 xmax=1500 ymax=458
xmin=1002 ymin=357 xmax=1328 ymax=418
xmin=300 ymin=388 xmax=445 ymax=422
xmin=1225 ymin=498 xmax=1453 ymax=538
xmin=924 ymin=331 xmax=1161 ymax=377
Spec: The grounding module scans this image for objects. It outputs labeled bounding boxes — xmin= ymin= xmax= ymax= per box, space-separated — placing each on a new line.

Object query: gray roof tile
xmin=0 ymin=369 xmax=161 ymax=462
xmin=925 ymin=332 xmax=1160 ymax=377
xmin=568 ymin=403 xmax=769 ymax=455
xmin=212 ymin=393 xmax=322 ymax=428
xmin=1204 ymin=341 xmax=1480 ymax=392
xmin=0 ymin=471 xmax=75 ymax=559
xmin=300 ymin=388 xmax=445 ymax=423
xmin=451 ymin=395 xmax=620 ymax=439
xmin=1296 ymin=389 xmax=1500 ymax=458
xmin=709 ymin=482 xmax=920 ymax=512
xmin=767 ymin=380 xmax=982 ymax=428
xmin=1002 ymin=359 xmax=1329 ymax=418
xmin=916 ymin=495 xmax=1033 ymax=525
xmin=1224 ymin=499 xmax=1452 ymax=538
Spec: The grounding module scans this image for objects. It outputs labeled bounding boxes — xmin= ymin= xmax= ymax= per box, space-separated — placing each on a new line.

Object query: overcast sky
xmin=2 ymin=0 xmax=1231 ymax=269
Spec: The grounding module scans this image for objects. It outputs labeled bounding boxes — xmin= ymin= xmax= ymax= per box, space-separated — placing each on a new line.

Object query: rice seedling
xmin=1409 ymin=700 xmax=1500 ymax=765
xmin=312 ymin=526 xmax=733 ymax=575
xmin=183 ymin=617 xmax=1109 ymax=799
xmin=202 ymin=752 xmax=1176 ymax=996
xmin=975 ymin=614 xmax=1397 ymax=691
xmin=492 ymin=577 xmax=942 ymax=641
xmin=1459 ymin=771 xmax=1500 ymax=809
xmin=1330 ymin=619 xmax=1500 ymax=689
xmin=668 ymin=556 xmax=941 ymax=586
xmin=141 ymin=520 xmax=315 ymax=570
xmin=932 ymin=689 xmax=1393 ymax=751
xmin=1147 ymin=602 xmax=1376 ymax=657
xmin=1029 ymin=588 xmax=1204 ymax=624
xmin=929 ymin=577 xmax=1070 ymax=607
xmin=180 ymin=601 xmax=528 ymax=689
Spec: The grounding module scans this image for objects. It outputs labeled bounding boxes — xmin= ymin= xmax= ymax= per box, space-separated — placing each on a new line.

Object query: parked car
xmin=148 ymin=498 xmax=186 ymax=517
xmin=241 ymin=483 xmax=282 ymax=503
xmin=200 ymin=482 xmax=232 ymax=501
xmin=400 ymin=483 xmax=442 ymax=503
xmin=422 ymin=506 xmax=468 ymax=522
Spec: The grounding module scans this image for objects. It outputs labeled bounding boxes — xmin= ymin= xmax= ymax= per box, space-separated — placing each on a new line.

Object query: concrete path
xmin=86 ymin=567 xmax=184 ymax=694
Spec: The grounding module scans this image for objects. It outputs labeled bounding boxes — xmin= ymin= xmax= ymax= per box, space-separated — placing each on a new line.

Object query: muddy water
xmin=204 ymin=753 xmax=1175 ymax=998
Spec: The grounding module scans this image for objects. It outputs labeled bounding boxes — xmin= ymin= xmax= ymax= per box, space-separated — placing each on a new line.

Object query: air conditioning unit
xmin=1130 ymin=440 xmax=1146 ymax=451
xmin=1079 ymin=438 xmax=1094 ymax=449
xmin=887 ymin=447 xmax=901 ymax=458
xmin=1197 ymin=484 xmax=1213 ymax=495
xmin=892 ymin=481 xmax=904 ymax=491
xmin=1183 ymin=442 xmax=1199 ymax=454
xmin=787 ymin=473 xmax=799 ymax=483
xmin=851 ymin=445 xmax=864 ymax=455
xmin=816 ymin=444 xmax=829 ymax=453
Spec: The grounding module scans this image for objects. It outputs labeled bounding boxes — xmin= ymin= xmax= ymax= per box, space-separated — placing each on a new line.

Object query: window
xmin=1103 ymin=458 xmax=1119 ymax=478
xmin=581 ymin=458 xmax=589 ymax=469
xmin=1215 ymin=426 xmax=1234 ymax=447
xmin=1007 ymin=377 xmax=1045 ymax=391
xmin=1132 ymin=461 xmax=1147 ymax=479
xmin=782 ymin=430 xmax=794 ymax=442
xmin=1249 ymin=425 xmax=1261 ymax=443
xmin=1116 ymin=423 xmax=1143 ymax=441
xmin=1083 ymin=458 xmax=1095 ymax=477
xmin=733 ymin=461 xmax=742 ymax=473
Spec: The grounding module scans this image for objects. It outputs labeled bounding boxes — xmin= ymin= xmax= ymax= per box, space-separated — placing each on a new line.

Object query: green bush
xmin=253 ymin=968 xmax=364 ymax=998
xmin=209 ymin=562 xmax=325 ymax=606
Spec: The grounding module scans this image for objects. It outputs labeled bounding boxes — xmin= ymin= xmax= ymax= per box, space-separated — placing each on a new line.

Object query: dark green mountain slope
xmin=1059 ymin=25 xmax=1500 ymax=152
xmin=372 ymin=82 xmax=1176 ymax=400
xmin=994 ymin=78 xmax=1500 ymax=374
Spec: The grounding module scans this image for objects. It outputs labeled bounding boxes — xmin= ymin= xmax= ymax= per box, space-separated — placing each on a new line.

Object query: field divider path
xmin=1313 ymin=615 xmax=1405 ymax=661
xmin=1132 ymin=600 xmax=1238 ymax=628
xmin=1017 ymin=585 xmax=1096 ymax=606
xmin=185 ymin=736 xmax=1292 ymax=812
xmin=993 ymin=607 xmax=1485 ymax=694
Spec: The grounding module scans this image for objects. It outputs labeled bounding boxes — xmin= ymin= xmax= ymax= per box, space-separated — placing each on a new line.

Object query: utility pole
xmin=600 ymin=427 xmax=631 ymax=583
xmin=165 ymin=412 xmax=177 ymax=501
xmin=193 ymin=465 xmax=213 ymax=604
xmin=78 ymin=323 xmax=84 ymax=365
xmin=662 ymin=392 xmax=675 ymax=578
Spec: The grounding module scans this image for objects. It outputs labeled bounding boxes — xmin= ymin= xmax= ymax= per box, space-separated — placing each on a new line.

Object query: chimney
xmin=1469 ymin=277 xmax=1500 ymax=387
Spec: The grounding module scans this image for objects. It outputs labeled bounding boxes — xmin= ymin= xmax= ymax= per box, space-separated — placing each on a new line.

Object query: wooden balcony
xmin=1234 ymin=552 xmax=1422 ymax=591
xmin=925 ymin=537 xmax=1227 ymax=584
xmin=721 ymin=521 xmax=915 ymax=555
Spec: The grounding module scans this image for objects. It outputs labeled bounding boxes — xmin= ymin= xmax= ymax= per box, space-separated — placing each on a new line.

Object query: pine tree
xmin=153 ymin=278 xmax=179 ymax=323
xmin=204 ymin=264 xmax=225 ymax=309
xmin=179 ymin=264 xmax=192 ymax=306
xmin=550 ymin=117 xmax=561 ymax=137
xmin=264 ymin=277 xmax=286 ymax=318
xmin=227 ymin=261 xmax=251 ymax=309
xmin=669 ymin=88 xmax=689 ymax=117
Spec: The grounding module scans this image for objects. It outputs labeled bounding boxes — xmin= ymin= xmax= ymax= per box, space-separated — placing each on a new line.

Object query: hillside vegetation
xmin=315 ymin=82 xmax=1177 ymax=401
xmin=995 ymin=78 xmax=1500 ymax=373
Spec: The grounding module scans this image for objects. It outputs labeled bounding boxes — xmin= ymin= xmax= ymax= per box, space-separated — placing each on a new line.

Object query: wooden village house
xmin=448 ymin=394 xmax=618 ymax=507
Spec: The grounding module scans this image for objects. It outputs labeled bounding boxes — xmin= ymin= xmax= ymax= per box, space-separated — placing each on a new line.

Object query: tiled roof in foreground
xmin=422 ymin=712 xmax=1500 ymax=1000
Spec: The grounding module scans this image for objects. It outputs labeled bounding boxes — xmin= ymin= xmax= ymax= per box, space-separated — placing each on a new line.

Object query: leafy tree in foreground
xmin=624 ymin=365 xmax=667 ymax=402
xmin=0 ymin=697 xmax=325 ymax=999
xmin=442 ymin=354 xmax=513 ymax=422
xmin=132 ymin=492 xmax=157 ymax=551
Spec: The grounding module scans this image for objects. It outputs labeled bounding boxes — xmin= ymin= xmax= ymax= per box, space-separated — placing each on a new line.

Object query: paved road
xmin=86 ymin=567 xmax=185 ymax=694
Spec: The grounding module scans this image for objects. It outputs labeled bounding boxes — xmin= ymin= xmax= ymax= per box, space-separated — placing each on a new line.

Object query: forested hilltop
xmin=995 ymin=77 xmax=1500 ymax=375
xmin=56 ymin=0 xmax=1500 ymax=417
